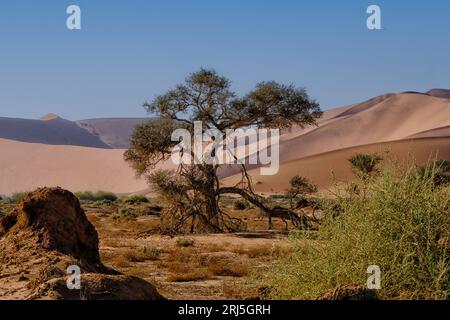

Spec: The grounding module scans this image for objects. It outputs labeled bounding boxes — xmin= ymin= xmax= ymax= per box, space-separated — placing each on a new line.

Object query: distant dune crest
xmin=40 ymin=113 xmax=60 ymax=121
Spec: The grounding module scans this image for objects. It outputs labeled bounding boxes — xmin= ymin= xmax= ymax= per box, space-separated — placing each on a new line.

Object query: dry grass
xmin=166 ymin=271 xmax=210 ymax=282
xmin=158 ymin=247 xmax=249 ymax=283
xmin=207 ymin=261 xmax=249 ymax=277
xmin=232 ymin=244 xmax=292 ymax=259
xmin=176 ymin=237 xmax=196 ymax=247
xmin=83 ymin=201 xmax=292 ymax=298
xmin=101 ymin=246 xmax=160 ymax=270
xmin=123 ymin=246 xmax=161 ymax=262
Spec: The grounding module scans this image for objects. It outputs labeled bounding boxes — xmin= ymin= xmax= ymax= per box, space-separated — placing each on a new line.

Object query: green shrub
xmin=264 ymin=162 xmax=450 ymax=300
xmin=93 ymin=191 xmax=117 ymax=202
xmin=112 ymin=207 xmax=138 ymax=221
xmin=75 ymin=191 xmax=117 ymax=202
xmin=418 ymin=160 xmax=450 ymax=187
xmin=74 ymin=191 xmax=96 ymax=201
xmin=2 ymin=192 xmax=28 ymax=204
xmin=119 ymin=195 xmax=149 ymax=204
xmin=94 ymin=199 xmax=114 ymax=207
xmin=348 ymin=153 xmax=383 ymax=175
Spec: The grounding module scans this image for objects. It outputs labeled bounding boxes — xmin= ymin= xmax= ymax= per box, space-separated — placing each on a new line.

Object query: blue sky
xmin=0 ymin=0 xmax=449 ymax=120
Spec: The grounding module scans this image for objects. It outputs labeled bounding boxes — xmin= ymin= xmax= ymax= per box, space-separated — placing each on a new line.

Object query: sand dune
xmin=224 ymin=137 xmax=450 ymax=194
xmin=427 ymin=89 xmax=450 ymax=99
xmin=77 ymin=118 xmax=150 ymax=148
xmin=1 ymin=90 xmax=450 ymax=196
xmin=0 ymin=139 xmax=148 ymax=196
xmin=275 ymin=93 xmax=450 ymax=163
xmin=0 ymin=116 xmax=110 ymax=149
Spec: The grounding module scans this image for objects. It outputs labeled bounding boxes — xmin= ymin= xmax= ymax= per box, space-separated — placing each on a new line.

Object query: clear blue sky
xmin=0 ymin=0 xmax=449 ymax=120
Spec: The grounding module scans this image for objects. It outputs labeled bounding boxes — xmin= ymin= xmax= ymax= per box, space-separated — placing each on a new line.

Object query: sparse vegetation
xmin=348 ymin=153 xmax=383 ymax=176
xmin=264 ymin=160 xmax=450 ymax=300
xmin=118 ymin=195 xmax=149 ymax=204
xmin=159 ymin=247 xmax=250 ymax=283
xmin=112 ymin=207 xmax=138 ymax=221
xmin=94 ymin=199 xmax=114 ymax=207
xmin=1 ymin=192 xmax=28 ymax=204
xmin=123 ymin=246 xmax=161 ymax=262
xmin=418 ymin=159 xmax=450 ymax=187
xmin=75 ymin=191 xmax=118 ymax=202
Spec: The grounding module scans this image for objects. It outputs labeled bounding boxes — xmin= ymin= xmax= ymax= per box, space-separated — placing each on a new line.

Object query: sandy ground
xmin=80 ymin=203 xmax=293 ymax=300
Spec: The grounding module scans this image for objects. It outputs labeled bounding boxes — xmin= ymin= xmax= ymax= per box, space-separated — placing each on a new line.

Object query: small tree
xmin=287 ymin=176 xmax=317 ymax=209
xmin=125 ymin=69 xmax=321 ymax=233
xmin=348 ymin=153 xmax=383 ymax=176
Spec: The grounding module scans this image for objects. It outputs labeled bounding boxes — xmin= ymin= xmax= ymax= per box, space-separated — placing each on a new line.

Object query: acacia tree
xmin=287 ymin=175 xmax=318 ymax=209
xmin=125 ymin=69 xmax=321 ymax=233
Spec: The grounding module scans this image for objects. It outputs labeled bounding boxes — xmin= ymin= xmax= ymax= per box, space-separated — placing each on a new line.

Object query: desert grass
xmin=158 ymin=247 xmax=250 ymax=283
xmin=175 ymin=237 xmax=196 ymax=247
xmin=263 ymin=161 xmax=450 ymax=300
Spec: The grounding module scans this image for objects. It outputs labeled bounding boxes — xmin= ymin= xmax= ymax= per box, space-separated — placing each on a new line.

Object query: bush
xmin=112 ymin=207 xmax=138 ymax=221
xmin=348 ymin=153 xmax=383 ymax=175
xmin=418 ymin=160 xmax=450 ymax=187
xmin=2 ymin=192 xmax=28 ymax=204
xmin=233 ymin=199 xmax=249 ymax=211
xmin=119 ymin=195 xmax=149 ymax=204
xmin=94 ymin=191 xmax=118 ymax=202
xmin=75 ymin=191 xmax=117 ymax=202
xmin=94 ymin=199 xmax=114 ymax=207
xmin=264 ymin=162 xmax=450 ymax=300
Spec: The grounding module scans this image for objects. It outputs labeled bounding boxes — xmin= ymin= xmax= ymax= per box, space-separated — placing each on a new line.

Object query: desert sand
xmin=224 ymin=137 xmax=450 ymax=193
xmin=0 ymin=139 xmax=148 ymax=195
xmin=0 ymin=91 xmax=449 ymax=196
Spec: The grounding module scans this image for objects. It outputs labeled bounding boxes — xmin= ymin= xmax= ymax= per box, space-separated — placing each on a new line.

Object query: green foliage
xmin=94 ymin=199 xmax=114 ymax=207
xmin=2 ymin=192 xmax=28 ymax=204
xmin=264 ymin=162 xmax=450 ymax=300
xmin=348 ymin=153 xmax=383 ymax=175
xmin=75 ymin=191 xmax=117 ymax=202
xmin=118 ymin=195 xmax=149 ymax=204
xmin=418 ymin=160 xmax=450 ymax=187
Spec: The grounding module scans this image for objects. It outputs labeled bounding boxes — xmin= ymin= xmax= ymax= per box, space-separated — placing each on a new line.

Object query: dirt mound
xmin=0 ymin=187 xmax=164 ymax=300
xmin=11 ymin=188 xmax=100 ymax=264
xmin=319 ymin=285 xmax=378 ymax=300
